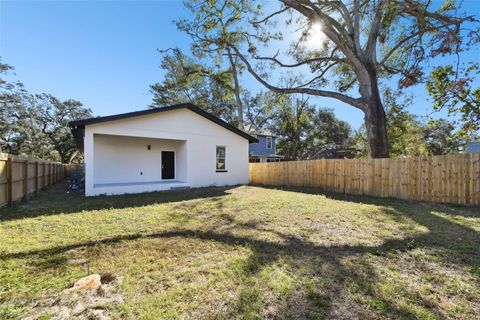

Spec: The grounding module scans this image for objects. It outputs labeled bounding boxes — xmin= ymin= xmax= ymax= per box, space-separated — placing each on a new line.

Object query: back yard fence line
xmin=64 ymin=164 xmax=83 ymax=176
xmin=249 ymin=154 xmax=480 ymax=206
xmin=0 ymin=152 xmax=68 ymax=208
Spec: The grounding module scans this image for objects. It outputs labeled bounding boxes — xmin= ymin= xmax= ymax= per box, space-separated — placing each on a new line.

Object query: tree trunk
xmin=363 ymin=79 xmax=389 ymax=158
xmin=364 ymin=104 xmax=389 ymax=158
xmin=356 ymin=65 xmax=389 ymax=158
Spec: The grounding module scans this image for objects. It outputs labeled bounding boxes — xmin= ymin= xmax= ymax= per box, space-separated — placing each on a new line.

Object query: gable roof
xmin=69 ymin=103 xmax=258 ymax=144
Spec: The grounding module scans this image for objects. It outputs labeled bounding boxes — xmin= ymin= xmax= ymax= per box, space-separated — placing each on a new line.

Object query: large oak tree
xmin=182 ymin=0 xmax=477 ymax=157
xmin=1 ymin=60 xmax=92 ymax=163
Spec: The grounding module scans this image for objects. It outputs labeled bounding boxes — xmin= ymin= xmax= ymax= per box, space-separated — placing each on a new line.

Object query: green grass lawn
xmin=0 ymin=183 xmax=479 ymax=319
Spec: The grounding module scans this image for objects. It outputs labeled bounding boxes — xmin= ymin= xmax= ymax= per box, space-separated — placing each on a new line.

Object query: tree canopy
xmin=0 ymin=60 xmax=92 ymax=163
xmin=427 ymin=63 xmax=480 ymax=137
xmin=150 ymin=48 xmax=238 ymax=123
xmin=174 ymin=0 xmax=478 ymax=157
xmin=270 ymin=96 xmax=353 ymax=160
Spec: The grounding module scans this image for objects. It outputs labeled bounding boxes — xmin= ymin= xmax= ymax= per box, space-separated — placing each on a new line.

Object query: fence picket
xmin=249 ymin=154 xmax=479 ymax=206
xmin=0 ymin=153 xmax=67 ymax=208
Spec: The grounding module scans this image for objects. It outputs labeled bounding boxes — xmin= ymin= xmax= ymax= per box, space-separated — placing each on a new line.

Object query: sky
xmin=1 ymin=0 xmax=479 ymax=129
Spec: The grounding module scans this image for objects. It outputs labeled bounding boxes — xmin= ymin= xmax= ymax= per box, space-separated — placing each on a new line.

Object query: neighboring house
xmin=467 ymin=142 xmax=480 ymax=153
xmin=245 ymin=125 xmax=283 ymax=162
xmin=69 ymin=103 xmax=257 ymax=196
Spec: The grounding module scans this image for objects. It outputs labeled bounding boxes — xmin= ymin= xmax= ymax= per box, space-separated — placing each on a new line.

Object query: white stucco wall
xmin=93 ymin=135 xmax=187 ymax=184
xmin=83 ymin=108 xmax=249 ymax=196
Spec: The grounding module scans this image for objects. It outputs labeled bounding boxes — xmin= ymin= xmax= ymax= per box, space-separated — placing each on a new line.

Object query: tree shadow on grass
xmin=3 ymin=222 xmax=479 ymax=318
xmin=2 ymin=185 xmax=479 ymax=319
xmin=258 ymin=185 xmax=480 ymax=269
xmin=258 ymin=184 xmax=480 ymax=218
xmin=0 ymin=182 xmax=235 ymax=222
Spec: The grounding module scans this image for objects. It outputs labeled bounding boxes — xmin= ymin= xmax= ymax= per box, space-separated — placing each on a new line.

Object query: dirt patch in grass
xmin=1 ymin=184 xmax=479 ymax=319
xmin=21 ymin=274 xmax=124 ymax=320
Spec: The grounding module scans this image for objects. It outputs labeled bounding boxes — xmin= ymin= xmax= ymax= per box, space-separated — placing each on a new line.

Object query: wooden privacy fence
xmin=0 ymin=153 xmax=67 ymax=208
xmin=64 ymin=164 xmax=83 ymax=176
xmin=249 ymin=154 xmax=480 ymax=206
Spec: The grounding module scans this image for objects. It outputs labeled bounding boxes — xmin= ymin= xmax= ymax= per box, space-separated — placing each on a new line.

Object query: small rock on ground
xmin=21 ymin=275 xmax=124 ymax=320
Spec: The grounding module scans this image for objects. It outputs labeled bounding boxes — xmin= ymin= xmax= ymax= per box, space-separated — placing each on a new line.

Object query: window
xmin=216 ymin=146 xmax=226 ymax=171
xmin=266 ymin=137 xmax=272 ymax=149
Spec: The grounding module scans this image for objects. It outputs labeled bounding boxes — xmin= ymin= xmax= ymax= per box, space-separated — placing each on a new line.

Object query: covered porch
xmin=90 ymin=134 xmax=188 ymax=195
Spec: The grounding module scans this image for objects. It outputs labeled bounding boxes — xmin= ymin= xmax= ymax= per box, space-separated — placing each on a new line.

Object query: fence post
xmin=7 ymin=157 xmax=13 ymax=206
xmin=43 ymin=162 xmax=46 ymax=189
xmin=23 ymin=160 xmax=29 ymax=201
xmin=35 ymin=161 xmax=39 ymax=196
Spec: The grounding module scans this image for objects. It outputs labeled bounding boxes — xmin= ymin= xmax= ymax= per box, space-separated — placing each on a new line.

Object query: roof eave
xmin=68 ymin=103 xmax=258 ymax=143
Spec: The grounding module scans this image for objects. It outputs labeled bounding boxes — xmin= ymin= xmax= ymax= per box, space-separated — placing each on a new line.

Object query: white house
xmin=69 ymin=104 xmax=258 ymax=196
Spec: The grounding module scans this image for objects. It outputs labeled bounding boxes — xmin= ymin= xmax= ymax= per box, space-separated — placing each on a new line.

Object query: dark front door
xmin=161 ymin=151 xmax=175 ymax=180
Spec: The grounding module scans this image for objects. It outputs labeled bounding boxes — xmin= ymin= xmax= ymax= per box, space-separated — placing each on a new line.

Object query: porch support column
xmin=84 ymin=130 xmax=95 ymax=196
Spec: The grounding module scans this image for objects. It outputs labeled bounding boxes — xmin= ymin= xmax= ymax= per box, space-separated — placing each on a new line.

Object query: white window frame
xmin=216 ymin=145 xmax=227 ymax=172
xmin=266 ymin=136 xmax=272 ymax=149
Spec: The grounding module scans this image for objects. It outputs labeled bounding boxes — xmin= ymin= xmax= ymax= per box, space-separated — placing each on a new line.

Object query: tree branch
xmin=365 ymin=0 xmax=388 ymax=61
xmin=250 ymin=7 xmax=290 ymax=26
xmin=231 ymin=46 xmax=364 ymax=110
xmin=295 ymin=61 xmax=339 ymax=88
xmin=353 ymin=0 xmax=361 ymax=54
xmin=253 ymin=51 xmax=346 ymax=68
